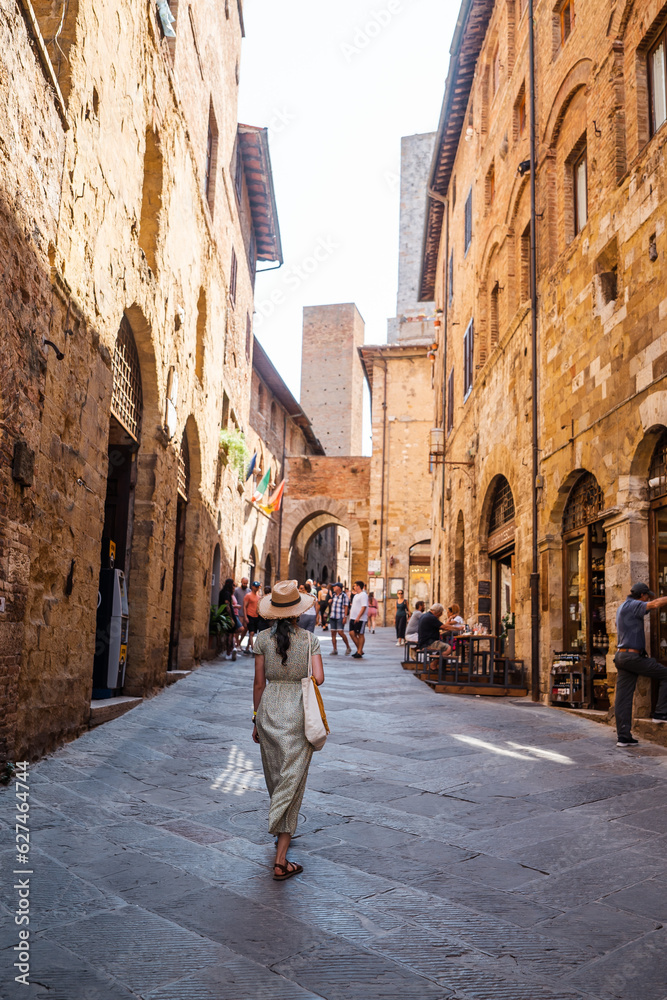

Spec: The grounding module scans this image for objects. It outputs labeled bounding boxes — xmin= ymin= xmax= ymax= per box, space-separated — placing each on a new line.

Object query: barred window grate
xmin=489 ymin=476 xmax=515 ymax=533
xmin=111 ymin=317 xmax=143 ymax=441
xmin=649 ymin=432 xmax=667 ymax=500
xmin=178 ymin=432 xmax=190 ymax=501
xmin=563 ymin=472 xmax=604 ymax=533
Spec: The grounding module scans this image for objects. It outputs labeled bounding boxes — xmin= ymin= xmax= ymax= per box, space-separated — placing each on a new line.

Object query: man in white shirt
xmin=349 ymin=581 xmax=369 ymax=659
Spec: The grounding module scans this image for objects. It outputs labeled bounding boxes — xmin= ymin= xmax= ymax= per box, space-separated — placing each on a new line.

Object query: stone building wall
xmin=426 ymin=0 xmax=667 ymax=719
xmin=0 ymin=0 xmax=270 ymax=760
xmin=300 ymin=303 xmax=366 ymax=456
xmin=280 ymin=456 xmax=370 ymax=585
xmin=362 ymin=342 xmax=434 ymax=626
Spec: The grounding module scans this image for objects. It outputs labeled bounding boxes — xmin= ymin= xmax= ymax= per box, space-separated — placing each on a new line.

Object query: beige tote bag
xmin=302 ymin=639 xmax=330 ymax=751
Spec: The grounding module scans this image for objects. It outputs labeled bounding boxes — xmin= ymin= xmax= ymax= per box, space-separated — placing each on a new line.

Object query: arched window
xmin=489 ymin=476 xmax=515 ymax=533
xmin=111 ymin=316 xmax=143 ymax=442
xmin=649 ymin=432 xmax=667 ymax=500
xmin=178 ymin=431 xmax=190 ymax=502
xmin=270 ymin=401 xmax=277 ymax=429
xmin=562 ymin=472 xmax=604 ymax=533
xmin=258 ymin=382 xmax=265 ymax=413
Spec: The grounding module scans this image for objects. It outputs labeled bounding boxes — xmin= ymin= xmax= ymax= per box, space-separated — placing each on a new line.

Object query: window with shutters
xmin=572 ymin=146 xmax=587 ymax=235
xmin=205 ymin=102 xmax=219 ymax=215
xmin=111 ymin=317 xmax=143 ymax=442
xmin=447 ymin=368 xmax=454 ymax=435
xmin=464 ymin=189 xmax=473 ymax=254
xmin=649 ymin=25 xmax=667 ymax=136
xmin=448 ymin=250 xmax=454 ymax=307
xmin=463 ymin=319 xmax=474 ymax=400
xmin=229 ymin=248 xmax=238 ymax=309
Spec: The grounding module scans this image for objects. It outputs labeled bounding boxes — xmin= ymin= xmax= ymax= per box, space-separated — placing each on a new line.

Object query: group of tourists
xmin=302 ymin=580 xmax=379 ymax=634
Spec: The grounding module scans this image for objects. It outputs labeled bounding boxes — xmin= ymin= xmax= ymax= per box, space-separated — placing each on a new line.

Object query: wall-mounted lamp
xmin=43 ymin=338 xmax=64 ymax=360
xmin=517 ymin=159 xmax=531 ymax=176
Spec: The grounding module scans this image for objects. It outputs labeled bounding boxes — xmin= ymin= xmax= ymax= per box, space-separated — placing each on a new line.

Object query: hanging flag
xmin=251 ymin=467 xmax=270 ymax=503
xmin=259 ymin=480 xmax=284 ymax=516
xmin=245 ymin=452 xmax=257 ymax=481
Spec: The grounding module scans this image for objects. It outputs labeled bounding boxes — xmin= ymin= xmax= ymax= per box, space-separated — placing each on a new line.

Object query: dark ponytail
xmin=275 ymin=618 xmax=296 ymax=664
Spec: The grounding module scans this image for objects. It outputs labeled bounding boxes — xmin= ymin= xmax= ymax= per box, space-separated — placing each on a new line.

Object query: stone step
xmin=166 ymin=670 xmax=192 ymax=685
xmin=89 ymin=696 xmax=142 ymax=728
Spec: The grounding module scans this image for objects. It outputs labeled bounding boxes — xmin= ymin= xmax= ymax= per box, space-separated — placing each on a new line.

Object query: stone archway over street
xmin=280 ymin=456 xmax=370 ymax=584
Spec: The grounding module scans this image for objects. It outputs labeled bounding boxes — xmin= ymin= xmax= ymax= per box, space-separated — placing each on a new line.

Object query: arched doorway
xmin=562 ymin=471 xmax=609 ymax=709
xmin=93 ymin=317 xmax=142 ymax=696
xmin=211 ymin=544 xmax=221 ymax=607
xmin=264 ymin=554 xmax=272 ymax=589
xmin=454 ymin=512 xmax=465 ymax=613
xmin=169 ymin=430 xmax=190 ymax=670
xmin=409 ymin=540 xmax=431 ymax=606
xmin=249 ymin=546 xmax=258 ymax=582
xmin=649 ymin=431 xmax=667 ymax=664
xmin=487 ymin=477 xmax=515 ymax=638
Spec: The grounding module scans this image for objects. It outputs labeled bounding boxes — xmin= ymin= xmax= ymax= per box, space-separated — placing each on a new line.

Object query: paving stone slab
xmin=566 ymin=927 xmax=667 ymax=1000
xmin=604 ymin=877 xmax=667 ymax=921
xmin=46 ymin=905 xmax=223 ymax=994
xmin=272 ymin=941 xmax=455 ymax=999
xmin=536 ymin=901 xmax=660 ymax=957
xmin=0 ymin=937 xmax=136 ymax=1000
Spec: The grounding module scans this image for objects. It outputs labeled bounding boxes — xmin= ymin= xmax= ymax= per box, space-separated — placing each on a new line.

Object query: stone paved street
xmin=2 ymin=627 xmax=667 ymax=999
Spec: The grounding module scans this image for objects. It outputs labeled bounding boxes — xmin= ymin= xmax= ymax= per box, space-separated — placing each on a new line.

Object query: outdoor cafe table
xmin=451 ymin=632 xmax=498 ymax=680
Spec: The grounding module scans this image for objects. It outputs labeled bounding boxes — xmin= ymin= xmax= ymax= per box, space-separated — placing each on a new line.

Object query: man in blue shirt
xmin=614 ymin=582 xmax=667 ymax=746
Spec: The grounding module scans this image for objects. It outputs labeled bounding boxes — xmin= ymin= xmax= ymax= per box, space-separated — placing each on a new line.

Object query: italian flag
xmin=251 ymin=468 xmax=271 ymax=503
xmin=259 ymin=480 xmax=285 ymax=516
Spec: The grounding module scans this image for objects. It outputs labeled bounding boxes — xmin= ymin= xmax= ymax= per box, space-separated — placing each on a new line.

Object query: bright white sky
xmin=238 ymin=0 xmax=457 ymax=444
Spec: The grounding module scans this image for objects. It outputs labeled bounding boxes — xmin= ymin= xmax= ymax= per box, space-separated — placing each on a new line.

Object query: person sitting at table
xmin=417 ymin=603 xmax=451 ymax=654
xmin=443 ymin=604 xmax=465 ymax=633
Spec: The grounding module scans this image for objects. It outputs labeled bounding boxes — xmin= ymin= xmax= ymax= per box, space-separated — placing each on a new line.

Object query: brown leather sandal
xmin=273 ymin=861 xmax=303 ymax=881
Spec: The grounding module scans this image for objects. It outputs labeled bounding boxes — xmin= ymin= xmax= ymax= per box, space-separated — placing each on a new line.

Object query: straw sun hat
xmin=258 ymin=579 xmax=316 ymax=620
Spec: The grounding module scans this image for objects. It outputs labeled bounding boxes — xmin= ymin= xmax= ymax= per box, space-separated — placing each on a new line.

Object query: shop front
xmin=649 ymin=432 xmax=667 ymax=669
xmin=560 ymin=472 xmax=609 ymax=710
xmin=487 ymin=477 xmax=515 ymax=647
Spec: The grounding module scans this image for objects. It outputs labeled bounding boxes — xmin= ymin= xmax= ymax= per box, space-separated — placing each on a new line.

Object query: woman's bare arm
xmin=253 ymin=655 xmax=266 ymax=710
xmin=312 ymin=653 xmax=324 ymax=686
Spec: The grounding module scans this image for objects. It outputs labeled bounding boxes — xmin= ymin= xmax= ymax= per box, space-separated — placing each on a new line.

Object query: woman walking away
xmin=219 ymin=578 xmax=240 ymax=660
xmin=395 ymin=590 xmax=409 ymax=645
xmin=252 ymin=580 xmax=324 ymax=880
xmin=367 ymin=591 xmax=379 ymax=633
xmin=298 ymin=584 xmax=317 ymax=633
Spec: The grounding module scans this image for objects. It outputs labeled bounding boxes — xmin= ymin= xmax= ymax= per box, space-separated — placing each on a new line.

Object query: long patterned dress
xmin=254 ymin=625 xmax=321 ymax=835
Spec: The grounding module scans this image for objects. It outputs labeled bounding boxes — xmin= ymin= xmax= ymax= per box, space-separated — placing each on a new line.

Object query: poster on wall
xmin=409 ymin=565 xmax=431 ymax=605
xmin=389 ymin=577 xmax=405 ymax=599
xmin=368 ymin=576 xmax=384 ymax=602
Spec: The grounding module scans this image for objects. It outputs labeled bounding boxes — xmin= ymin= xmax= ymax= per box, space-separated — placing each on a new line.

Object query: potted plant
xmin=218 ymin=428 xmax=248 ymax=482
xmin=500 ymin=611 xmax=515 ymax=659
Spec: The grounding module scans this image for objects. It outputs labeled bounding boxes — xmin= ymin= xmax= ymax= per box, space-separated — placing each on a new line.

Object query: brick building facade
xmin=0 ymin=0 xmax=281 ymax=761
xmin=422 ymin=0 xmax=667 ymax=722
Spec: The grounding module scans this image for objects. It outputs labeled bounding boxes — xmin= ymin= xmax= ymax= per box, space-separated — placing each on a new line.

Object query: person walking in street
xmin=614 ymin=582 xmax=667 ymax=746
xmin=317 ymin=583 xmax=330 ymax=630
xmin=219 ymin=578 xmax=240 ymax=660
xmin=329 ymin=583 xmax=351 ymax=656
xmin=252 ymin=579 xmax=324 ymax=880
xmin=243 ymin=581 xmax=262 ymax=653
xmin=234 ymin=577 xmax=250 ymax=649
xmin=349 ymin=581 xmax=369 ymax=659
xmin=298 ymin=584 xmax=317 ymax=632
xmin=367 ymin=591 xmax=379 ymax=633
xmin=395 ymin=589 xmax=409 ymax=645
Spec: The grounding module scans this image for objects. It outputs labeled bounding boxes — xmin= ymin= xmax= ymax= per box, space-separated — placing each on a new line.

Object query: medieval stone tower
xmin=387 ymin=132 xmax=436 ymax=343
xmin=300 ymin=303 xmax=365 ymax=456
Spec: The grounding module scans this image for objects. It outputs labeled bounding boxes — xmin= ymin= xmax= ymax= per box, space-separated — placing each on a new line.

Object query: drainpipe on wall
xmin=276 ymin=412 xmax=287 ymax=578
xmin=379 ymin=360 xmax=388 ymax=626
xmin=528 ymin=0 xmax=541 ymax=701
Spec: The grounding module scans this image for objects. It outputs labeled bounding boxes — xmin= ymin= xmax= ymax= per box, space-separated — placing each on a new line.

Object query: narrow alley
xmin=2 ymin=630 xmax=667 ymax=1000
